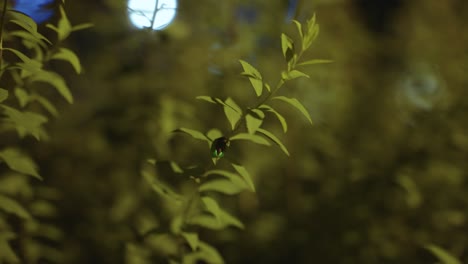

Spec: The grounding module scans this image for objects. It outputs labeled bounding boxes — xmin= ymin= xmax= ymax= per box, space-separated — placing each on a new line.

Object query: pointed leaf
xmin=199 ymin=179 xmax=246 ymax=195
xmin=272 ymin=96 xmax=313 ymax=124
xmin=1 ymin=106 xmax=48 ymax=140
xmin=246 ymin=109 xmax=264 ymax=135
xmin=51 ymin=48 xmax=82 ymax=74
xmin=196 ymin=96 xmax=217 ymax=104
xmin=14 ymin=88 xmax=29 ymax=107
xmin=238 ymin=59 xmax=261 ymax=79
xmin=174 ymin=128 xmax=210 ymax=142
xmin=248 ymin=78 xmax=263 ymax=97
xmin=206 ymin=129 xmax=223 ymax=142
xmin=257 ymin=128 xmax=290 ymax=156
xmin=292 ymin=20 xmax=303 ymax=39
xmin=282 ymin=70 xmax=309 ymax=81
xmin=297 ymin=59 xmax=333 ymax=66
xmin=181 ymin=232 xmax=199 ymax=251
xmin=425 ymin=245 xmax=461 ymax=264
xmin=231 ymin=164 xmax=255 ymax=192
xmin=281 ymin=33 xmax=294 ymax=60
xmin=201 ymin=196 xmax=221 ymax=219
xmin=0 ymin=148 xmax=42 ymax=180
xmin=30 ymin=94 xmax=59 ymax=117
xmin=29 ymin=71 xmax=73 ymax=103
xmin=223 ymin=97 xmax=242 ymax=130
xmin=182 ymin=241 xmax=225 ymax=264
xmin=72 ymin=23 xmax=94 ymax=32
xmin=229 ymin=133 xmax=271 ymax=146
xmin=0 ymin=88 xmax=8 ymax=103
xmin=259 ymin=104 xmax=287 ymax=133
xmin=203 ymin=170 xmax=248 ymax=191
xmin=0 ymin=194 xmax=31 ymax=219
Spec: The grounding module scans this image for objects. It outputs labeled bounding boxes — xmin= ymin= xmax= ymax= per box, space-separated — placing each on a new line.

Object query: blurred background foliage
xmin=4 ymin=0 xmax=468 ymax=263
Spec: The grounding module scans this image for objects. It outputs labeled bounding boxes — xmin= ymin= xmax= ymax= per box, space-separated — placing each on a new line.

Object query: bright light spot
xmin=128 ymin=0 xmax=177 ymax=30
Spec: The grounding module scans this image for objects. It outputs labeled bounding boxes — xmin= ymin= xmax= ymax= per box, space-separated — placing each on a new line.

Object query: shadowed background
xmin=9 ymin=0 xmax=468 ymax=263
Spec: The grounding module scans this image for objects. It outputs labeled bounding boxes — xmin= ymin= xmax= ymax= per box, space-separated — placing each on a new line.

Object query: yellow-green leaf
xmin=259 ymin=104 xmax=287 ymax=133
xmin=425 ymin=244 xmax=461 ymax=264
xmin=282 ymin=70 xmax=309 ymax=81
xmin=246 ymin=109 xmax=264 ymax=134
xmin=0 ymin=88 xmax=8 ymax=103
xmin=229 ymin=133 xmax=271 ymax=146
xmin=231 ymin=164 xmax=255 ymax=192
xmin=51 ymin=48 xmax=82 ymax=74
xmin=181 ymin=232 xmax=199 ymax=251
xmin=29 ymin=71 xmax=73 ymax=103
xmin=174 ymin=128 xmax=210 ymax=142
xmin=0 ymin=148 xmax=41 ymax=180
xmin=0 ymin=194 xmax=31 ymax=219
xmin=297 ymin=59 xmax=333 ymax=66
xmin=199 ymin=179 xmax=246 ymax=195
xmin=224 ymin=97 xmax=242 ymax=130
xmin=257 ymin=128 xmax=290 ymax=156
xmin=272 ymin=96 xmax=313 ymax=125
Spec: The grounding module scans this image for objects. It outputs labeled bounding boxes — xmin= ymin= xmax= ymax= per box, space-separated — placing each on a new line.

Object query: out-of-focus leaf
xmin=229 ymin=133 xmax=271 ymax=146
xmin=173 ymin=128 xmax=210 ymax=143
xmin=239 ymin=60 xmax=263 ymax=96
xmin=29 ymin=70 xmax=73 ymax=103
xmin=201 ymin=196 xmax=221 ymax=219
xmin=231 ymin=164 xmax=255 ymax=192
xmin=51 ymin=48 xmax=82 ymax=74
xmin=206 ymin=129 xmax=223 ymax=142
xmin=257 ymin=128 xmax=290 ymax=156
xmin=281 ymin=70 xmax=309 ymax=81
xmin=246 ymin=109 xmax=264 ymax=135
xmin=259 ymin=104 xmax=287 ymax=133
xmin=14 ymin=88 xmax=29 ymax=107
xmin=203 ymin=170 xmax=249 ymax=192
xmin=1 ymin=105 xmax=48 ymax=140
xmin=182 ymin=241 xmax=225 ymax=264
xmin=297 ymin=59 xmax=333 ymax=66
xmin=224 ymin=97 xmax=242 ymax=130
xmin=281 ymin=33 xmax=294 ymax=61
xmin=199 ymin=179 xmax=246 ymax=195
xmin=0 ymin=88 xmax=8 ymax=103
xmin=181 ymin=232 xmax=199 ymax=251
xmin=0 ymin=232 xmax=19 ymax=264
xmin=72 ymin=23 xmax=94 ymax=32
xmin=272 ymin=96 xmax=313 ymax=124
xmin=46 ymin=6 xmax=72 ymax=41
xmin=0 ymin=148 xmax=41 ymax=180
xmin=142 ymin=170 xmax=184 ymax=204
xmin=292 ymin=20 xmax=303 ymax=39
xmin=196 ymin=96 xmax=217 ymax=104
xmin=30 ymin=94 xmax=59 ymax=117
xmin=425 ymin=244 xmax=461 ymax=264
xmin=188 ymin=207 xmax=244 ymax=230
xmin=0 ymin=194 xmax=31 ymax=219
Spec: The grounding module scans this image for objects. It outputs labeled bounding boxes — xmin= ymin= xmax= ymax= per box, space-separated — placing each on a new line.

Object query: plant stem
xmin=150 ymin=0 xmax=159 ymax=29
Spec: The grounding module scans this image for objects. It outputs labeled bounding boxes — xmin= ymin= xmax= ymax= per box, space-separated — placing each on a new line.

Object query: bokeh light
xmin=127 ymin=0 xmax=177 ymax=30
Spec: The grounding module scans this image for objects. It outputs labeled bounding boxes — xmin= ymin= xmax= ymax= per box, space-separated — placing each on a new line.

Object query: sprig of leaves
xmin=143 ymin=15 xmax=330 ymax=264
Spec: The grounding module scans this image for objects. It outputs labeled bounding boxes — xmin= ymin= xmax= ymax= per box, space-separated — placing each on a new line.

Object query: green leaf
xmin=303 ymin=15 xmax=319 ymax=50
xmin=224 ymin=97 xmax=242 ymax=130
xmin=0 ymin=194 xmax=31 ymax=219
xmin=182 ymin=241 xmax=225 ymax=264
xmin=297 ymin=59 xmax=333 ymax=66
xmin=199 ymin=179 xmax=246 ymax=195
xmin=203 ymin=170 xmax=249 ymax=191
xmin=52 ymin=6 xmax=72 ymax=41
xmin=425 ymin=245 xmax=461 ymax=264
xmin=174 ymin=128 xmax=210 ymax=143
xmin=259 ymin=104 xmax=287 ymax=133
xmin=3 ymin=48 xmax=43 ymax=75
xmin=181 ymin=232 xmax=199 ymax=251
xmin=196 ymin=96 xmax=217 ymax=104
xmin=50 ymin=48 xmax=82 ymax=74
xmin=206 ymin=128 xmax=223 ymax=142
xmin=188 ymin=208 xmax=244 ymax=230
xmin=1 ymin=105 xmax=48 ymax=140
xmin=281 ymin=70 xmax=309 ymax=81
xmin=292 ymin=20 xmax=303 ymax=40
xmin=231 ymin=164 xmax=255 ymax=192
xmin=0 ymin=88 xmax=8 ymax=103
xmin=239 ymin=59 xmax=261 ymax=79
xmin=29 ymin=94 xmax=59 ymax=117
xmin=229 ymin=133 xmax=271 ymax=146
xmin=29 ymin=70 xmax=73 ymax=103
xmin=0 ymin=148 xmax=41 ymax=180
xmin=6 ymin=10 xmax=50 ymax=44
xmin=72 ymin=23 xmax=94 ymax=32
xmin=201 ymin=196 xmax=221 ymax=219
xmin=281 ymin=33 xmax=294 ymax=60
xmin=257 ymin=128 xmax=290 ymax=156
xmin=239 ymin=60 xmax=263 ymax=97
xmin=245 ymin=109 xmax=264 ymax=135
xmin=0 ymin=232 xmax=20 ymax=263
xmin=142 ymin=170 xmax=184 ymax=204
xmin=272 ymin=96 xmax=313 ymax=125
xmin=14 ymin=88 xmax=29 ymax=107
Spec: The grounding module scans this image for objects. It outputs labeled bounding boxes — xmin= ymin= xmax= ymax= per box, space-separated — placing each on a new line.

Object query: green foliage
xmin=141 ymin=15 xmax=330 ymax=263
xmin=0 ymin=1 xmax=87 ymax=262
xmin=425 ymin=244 xmax=462 ymax=264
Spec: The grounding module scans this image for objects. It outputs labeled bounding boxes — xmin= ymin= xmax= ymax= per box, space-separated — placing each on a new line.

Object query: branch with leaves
xmin=141 ymin=15 xmax=331 ymax=264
